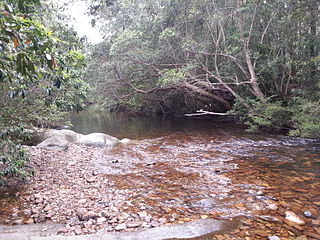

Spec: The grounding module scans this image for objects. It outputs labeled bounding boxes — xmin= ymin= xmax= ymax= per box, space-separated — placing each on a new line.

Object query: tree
xmin=0 ymin=0 xmax=90 ymax=183
xmin=88 ymin=0 xmax=319 ymax=136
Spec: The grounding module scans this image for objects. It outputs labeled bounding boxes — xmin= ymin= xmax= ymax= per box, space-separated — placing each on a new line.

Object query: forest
xmin=0 ymin=1 xmax=320 ymax=239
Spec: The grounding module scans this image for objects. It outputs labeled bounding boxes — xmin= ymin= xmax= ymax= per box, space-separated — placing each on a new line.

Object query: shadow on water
xmin=69 ymin=108 xmax=246 ymax=139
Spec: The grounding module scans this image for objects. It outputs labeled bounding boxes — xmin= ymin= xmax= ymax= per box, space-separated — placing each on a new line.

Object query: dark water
xmin=70 ymin=109 xmax=249 ymax=139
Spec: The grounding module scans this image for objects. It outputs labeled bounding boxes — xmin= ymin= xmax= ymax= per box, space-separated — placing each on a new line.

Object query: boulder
xmin=76 ymin=133 xmax=119 ymax=147
xmin=36 ymin=135 xmax=68 ymax=151
xmin=35 ymin=129 xmax=127 ymax=149
xmin=43 ymin=129 xmax=79 ymax=142
xmin=119 ymin=138 xmax=138 ymax=145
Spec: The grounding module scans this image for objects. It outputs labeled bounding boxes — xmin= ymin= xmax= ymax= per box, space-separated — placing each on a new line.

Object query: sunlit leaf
xmin=12 ymin=37 xmax=19 ymax=48
xmin=45 ymin=53 xmax=52 ymax=60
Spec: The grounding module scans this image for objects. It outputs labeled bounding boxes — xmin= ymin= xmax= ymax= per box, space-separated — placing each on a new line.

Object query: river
xmin=1 ymin=109 xmax=319 ymax=239
xmin=70 ymin=110 xmax=320 ymax=238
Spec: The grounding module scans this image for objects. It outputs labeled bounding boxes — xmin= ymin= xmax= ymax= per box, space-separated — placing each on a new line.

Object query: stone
xmin=313 ymin=202 xmax=320 ymax=207
xmin=86 ymin=177 xmax=96 ymax=183
xmin=12 ymin=219 xmax=23 ymax=225
xmin=25 ymin=218 xmax=34 ymax=224
xmin=268 ymin=236 xmax=280 ymax=240
xmin=78 ymin=210 xmax=98 ymax=221
xmin=159 ymin=218 xmax=167 ymax=224
xmin=40 ymin=129 xmax=79 ymax=142
xmin=115 ymin=223 xmax=127 ymax=231
xmin=267 ymin=203 xmax=278 ymax=211
xmin=57 ymin=228 xmax=69 ymax=234
xmin=295 ymin=236 xmax=308 ymax=240
xmin=303 ymin=211 xmax=312 ymax=218
xmin=97 ymin=217 xmax=107 ymax=224
xmin=253 ymin=230 xmax=269 ymax=237
xmin=74 ymin=228 xmax=82 ymax=235
xmin=259 ymin=215 xmax=281 ymax=222
xmin=36 ymin=135 xmax=68 ymax=151
xmin=126 ymin=221 xmax=143 ymax=228
xmin=199 ymin=198 xmax=216 ymax=208
xmin=120 ymin=138 xmax=131 ymax=144
xmin=76 ymin=133 xmax=119 ymax=147
xmin=303 ymin=231 xmax=320 ymax=239
xmin=215 ymin=235 xmax=225 ymax=240
xmin=78 ymin=199 xmax=87 ymax=205
xmin=285 ymin=211 xmax=305 ymax=225
xmin=311 ymin=219 xmax=320 ymax=226
xmin=138 ymin=211 xmax=148 ymax=218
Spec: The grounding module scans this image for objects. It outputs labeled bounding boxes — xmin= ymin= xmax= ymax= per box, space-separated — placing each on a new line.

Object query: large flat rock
xmin=1 ymin=219 xmax=229 ymax=240
xmin=0 ymin=223 xmax=65 ymax=240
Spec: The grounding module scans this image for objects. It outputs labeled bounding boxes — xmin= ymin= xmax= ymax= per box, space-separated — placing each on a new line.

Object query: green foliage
xmin=158 ymin=68 xmax=186 ymax=87
xmin=0 ymin=123 xmax=31 ymax=185
xmin=232 ymin=97 xmax=320 ymax=138
xmin=289 ymin=99 xmax=320 ymax=138
xmin=89 ymin=0 xmax=319 ymax=137
xmin=0 ymin=0 xmax=90 ymax=183
xmin=233 ymin=98 xmax=293 ymax=132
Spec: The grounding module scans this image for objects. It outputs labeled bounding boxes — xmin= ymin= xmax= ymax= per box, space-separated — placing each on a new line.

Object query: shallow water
xmin=71 ymin=110 xmax=320 ymax=220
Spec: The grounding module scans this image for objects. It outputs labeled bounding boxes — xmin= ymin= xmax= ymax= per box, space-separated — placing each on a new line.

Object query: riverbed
xmin=0 ymin=111 xmax=319 ymax=239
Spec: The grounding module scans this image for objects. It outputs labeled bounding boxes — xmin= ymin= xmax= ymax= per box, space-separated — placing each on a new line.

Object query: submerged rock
xmin=285 ymin=211 xmax=305 ymax=225
xmin=268 ymin=236 xmax=280 ymax=240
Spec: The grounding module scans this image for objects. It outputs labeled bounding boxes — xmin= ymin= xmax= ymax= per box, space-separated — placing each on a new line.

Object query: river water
xmin=70 ymin=110 xmax=320 ymax=224
xmin=1 ymin=110 xmax=319 ymax=239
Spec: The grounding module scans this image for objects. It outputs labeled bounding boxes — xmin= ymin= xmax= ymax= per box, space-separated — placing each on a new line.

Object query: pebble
xmin=78 ymin=199 xmax=87 ymax=205
xmin=126 ymin=221 xmax=143 ymax=228
xmin=138 ymin=211 xmax=148 ymax=218
xmin=295 ymin=236 xmax=308 ymax=240
xmin=115 ymin=223 xmax=127 ymax=231
xmin=260 ymin=215 xmax=280 ymax=222
xmin=267 ymin=203 xmax=278 ymax=211
xmin=268 ymin=236 xmax=280 ymax=240
xmin=25 ymin=218 xmax=34 ymax=224
xmin=285 ymin=211 xmax=305 ymax=225
xmin=74 ymin=228 xmax=82 ymax=235
xmin=12 ymin=219 xmax=23 ymax=225
xmin=311 ymin=219 xmax=320 ymax=225
xmin=86 ymin=177 xmax=96 ymax=183
xmin=97 ymin=217 xmax=107 ymax=224
xmin=253 ymin=230 xmax=269 ymax=237
xmin=303 ymin=211 xmax=312 ymax=218
xmin=303 ymin=231 xmax=320 ymax=239
xmin=79 ymin=210 xmax=98 ymax=221
xmin=57 ymin=228 xmax=69 ymax=234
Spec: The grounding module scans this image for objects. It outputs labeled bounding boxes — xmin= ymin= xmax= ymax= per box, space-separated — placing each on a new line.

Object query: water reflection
xmin=69 ymin=108 xmax=244 ymax=139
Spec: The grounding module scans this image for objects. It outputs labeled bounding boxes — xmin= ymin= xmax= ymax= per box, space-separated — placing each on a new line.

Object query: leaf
xmin=12 ymin=37 xmax=19 ymax=48
xmin=51 ymin=58 xmax=57 ymax=69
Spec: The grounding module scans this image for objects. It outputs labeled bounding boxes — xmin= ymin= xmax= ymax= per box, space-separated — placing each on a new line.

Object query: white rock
xmin=285 ymin=211 xmax=305 ymax=225
xmin=115 ymin=223 xmax=127 ymax=231
xmin=120 ymin=138 xmax=131 ymax=144
xmin=268 ymin=236 xmax=280 ymax=240
xmin=78 ymin=199 xmax=87 ymax=205
xmin=267 ymin=203 xmax=278 ymax=211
